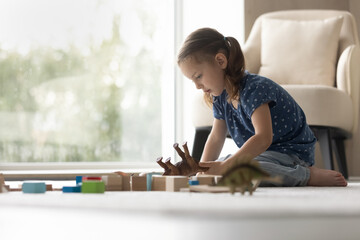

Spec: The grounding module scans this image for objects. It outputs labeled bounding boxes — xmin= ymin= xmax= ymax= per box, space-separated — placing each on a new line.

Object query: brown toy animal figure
xmin=157 ymin=142 xmax=209 ymax=176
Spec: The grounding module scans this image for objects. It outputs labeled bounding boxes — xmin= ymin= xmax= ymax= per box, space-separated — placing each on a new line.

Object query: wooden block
xmin=63 ymin=185 xmax=81 ymax=193
xmin=51 ymin=186 xmax=63 ymax=191
xmin=0 ymin=173 xmax=4 ymax=185
xmin=189 ymin=185 xmax=230 ymax=193
xmin=0 ymin=174 xmax=8 ymax=193
xmin=131 ymin=176 xmax=147 ymax=191
xmin=145 ymin=173 xmax=162 ymax=191
xmin=102 ymin=174 xmax=122 ymax=191
xmin=83 ymin=176 xmax=102 ymax=181
xmin=151 ymin=175 xmax=166 ymax=191
xmin=9 ymin=186 xmax=21 ymax=191
xmin=81 ymin=181 xmax=105 ymax=193
xmin=189 ymin=184 xmax=260 ymax=194
xmin=22 ymin=182 xmax=46 ymax=194
xmin=46 ymin=184 xmax=53 ymax=191
xmin=188 ymin=180 xmax=199 ymax=186
xmin=0 ymin=183 xmax=8 ymax=193
xmin=76 ymin=176 xmax=83 ymax=185
xmin=8 ymin=183 xmax=23 ymax=191
xmin=197 ymin=176 xmax=215 ymax=186
xmin=166 ymin=176 xmax=188 ymax=192
xmin=214 ymin=175 xmax=222 ymax=184
xmin=122 ymin=175 xmax=131 ymax=191
xmin=113 ymin=171 xmax=131 ymax=191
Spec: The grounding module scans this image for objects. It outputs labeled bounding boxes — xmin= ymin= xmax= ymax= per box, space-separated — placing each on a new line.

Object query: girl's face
xmin=179 ymin=53 xmax=227 ymax=97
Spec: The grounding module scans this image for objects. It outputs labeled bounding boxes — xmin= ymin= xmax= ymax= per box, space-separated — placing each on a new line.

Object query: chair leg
xmin=311 ymin=126 xmax=349 ymax=179
xmin=192 ymin=127 xmax=212 ymax=162
xmin=315 ymin=128 xmax=334 ymax=170
xmin=332 ymin=138 xmax=349 ymax=179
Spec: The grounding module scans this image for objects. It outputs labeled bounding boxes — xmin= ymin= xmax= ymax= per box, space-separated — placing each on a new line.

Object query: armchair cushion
xmin=259 ymin=16 xmax=343 ymax=86
xmin=283 ymin=85 xmax=353 ymax=132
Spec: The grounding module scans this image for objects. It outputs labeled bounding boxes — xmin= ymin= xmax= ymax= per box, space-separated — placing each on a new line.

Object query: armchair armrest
xmin=337 ymin=45 xmax=360 ymax=134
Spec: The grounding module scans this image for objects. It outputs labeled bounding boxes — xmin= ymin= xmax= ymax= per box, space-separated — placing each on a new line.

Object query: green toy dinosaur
xmin=217 ymin=157 xmax=282 ymax=195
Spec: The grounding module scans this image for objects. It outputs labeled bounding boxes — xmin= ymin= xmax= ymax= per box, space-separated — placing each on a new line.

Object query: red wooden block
xmin=82 ymin=176 xmax=102 ymax=181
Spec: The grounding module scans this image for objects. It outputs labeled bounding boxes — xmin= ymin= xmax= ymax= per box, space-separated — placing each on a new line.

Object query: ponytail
xmin=223 ymin=36 xmax=246 ymax=103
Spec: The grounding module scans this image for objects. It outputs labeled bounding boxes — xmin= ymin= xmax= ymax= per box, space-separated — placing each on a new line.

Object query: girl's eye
xmin=195 ymin=74 xmax=202 ymax=80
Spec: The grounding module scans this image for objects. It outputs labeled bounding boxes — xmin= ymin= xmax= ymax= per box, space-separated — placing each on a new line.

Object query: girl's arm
xmin=199 ymin=103 xmax=273 ymax=174
xmin=200 ymin=118 xmax=228 ymax=162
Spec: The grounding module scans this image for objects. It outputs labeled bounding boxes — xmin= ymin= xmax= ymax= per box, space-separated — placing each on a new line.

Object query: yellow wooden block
xmin=166 ymin=176 xmax=188 ymax=192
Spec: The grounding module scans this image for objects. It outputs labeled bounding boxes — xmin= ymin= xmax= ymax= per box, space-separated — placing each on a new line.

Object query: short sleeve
xmin=212 ymin=95 xmax=225 ymax=120
xmin=240 ymin=78 xmax=278 ymax=117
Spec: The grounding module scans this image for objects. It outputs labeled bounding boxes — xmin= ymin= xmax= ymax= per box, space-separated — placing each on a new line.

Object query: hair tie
xmin=224 ymin=36 xmax=227 ymax=41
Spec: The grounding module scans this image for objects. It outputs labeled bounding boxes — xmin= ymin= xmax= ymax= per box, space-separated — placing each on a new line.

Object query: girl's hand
xmin=198 ymin=161 xmax=230 ymax=175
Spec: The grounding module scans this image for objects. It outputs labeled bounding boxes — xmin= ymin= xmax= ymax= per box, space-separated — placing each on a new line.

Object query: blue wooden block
xmin=146 ymin=172 xmax=162 ymax=191
xmin=62 ymin=185 xmax=82 ymax=193
xmin=22 ymin=182 xmax=46 ymax=193
xmin=76 ymin=176 xmax=83 ymax=185
xmin=188 ymin=180 xmax=199 ymax=186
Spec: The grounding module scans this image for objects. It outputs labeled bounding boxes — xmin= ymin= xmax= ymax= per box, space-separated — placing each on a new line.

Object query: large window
xmin=0 ymin=0 xmax=245 ymax=167
xmin=0 ymin=0 xmax=174 ymax=163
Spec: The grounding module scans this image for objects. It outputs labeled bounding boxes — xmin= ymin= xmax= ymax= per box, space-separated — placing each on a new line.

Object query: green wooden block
xmin=81 ymin=181 xmax=105 ymax=193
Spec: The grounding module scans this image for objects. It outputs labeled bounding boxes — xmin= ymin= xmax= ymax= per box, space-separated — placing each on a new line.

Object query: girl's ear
xmin=215 ymin=53 xmax=227 ymax=69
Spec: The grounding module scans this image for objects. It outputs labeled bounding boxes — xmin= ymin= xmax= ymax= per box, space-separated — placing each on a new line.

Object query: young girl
xmin=177 ymin=28 xmax=347 ymax=187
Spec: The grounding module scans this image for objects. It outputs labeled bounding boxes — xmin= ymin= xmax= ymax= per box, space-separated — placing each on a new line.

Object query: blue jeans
xmin=217 ymin=151 xmax=310 ymax=187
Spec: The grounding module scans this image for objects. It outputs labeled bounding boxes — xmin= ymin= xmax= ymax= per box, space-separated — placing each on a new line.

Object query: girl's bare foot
xmin=307 ymin=166 xmax=347 ymax=186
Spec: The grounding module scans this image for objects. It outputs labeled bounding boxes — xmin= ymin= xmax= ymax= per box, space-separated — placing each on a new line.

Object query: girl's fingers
xmin=199 ymin=161 xmax=224 ymax=175
xmin=199 ymin=161 xmax=217 ymax=167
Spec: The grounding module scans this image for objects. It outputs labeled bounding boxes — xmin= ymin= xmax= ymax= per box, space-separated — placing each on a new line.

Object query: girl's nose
xmin=195 ymin=82 xmax=202 ymax=89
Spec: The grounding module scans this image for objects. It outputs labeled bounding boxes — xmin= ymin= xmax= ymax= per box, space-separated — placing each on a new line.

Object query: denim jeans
xmin=217 ymin=151 xmax=311 ymax=187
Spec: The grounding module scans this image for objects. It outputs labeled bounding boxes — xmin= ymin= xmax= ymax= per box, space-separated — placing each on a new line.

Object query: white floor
xmin=1 ymin=182 xmax=360 ymax=240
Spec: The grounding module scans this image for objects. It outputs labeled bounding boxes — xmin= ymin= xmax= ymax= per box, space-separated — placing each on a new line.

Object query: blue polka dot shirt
xmin=213 ymin=72 xmax=316 ymax=165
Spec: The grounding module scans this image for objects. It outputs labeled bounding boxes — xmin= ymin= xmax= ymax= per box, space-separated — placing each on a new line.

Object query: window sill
xmin=0 ymin=162 xmax=162 ymax=180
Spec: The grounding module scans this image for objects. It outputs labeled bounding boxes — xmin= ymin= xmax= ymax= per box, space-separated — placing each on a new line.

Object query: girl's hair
xmin=177 ymin=28 xmax=246 ymax=106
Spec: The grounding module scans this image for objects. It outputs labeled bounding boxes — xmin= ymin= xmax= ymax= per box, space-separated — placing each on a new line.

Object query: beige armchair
xmin=191 ymin=10 xmax=360 ymax=179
